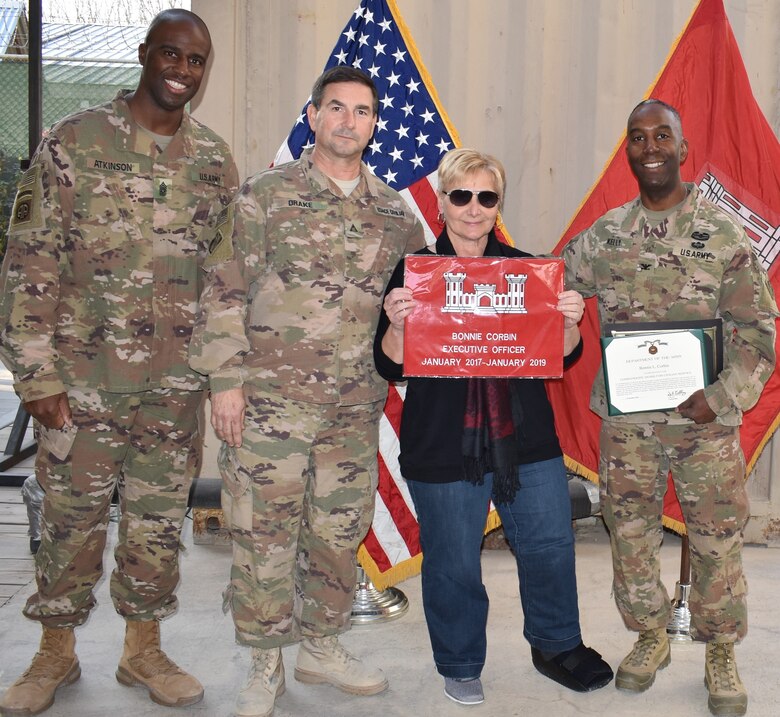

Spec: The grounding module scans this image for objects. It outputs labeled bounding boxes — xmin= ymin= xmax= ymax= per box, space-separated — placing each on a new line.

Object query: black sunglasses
xmin=442 ymin=189 xmax=500 ymax=209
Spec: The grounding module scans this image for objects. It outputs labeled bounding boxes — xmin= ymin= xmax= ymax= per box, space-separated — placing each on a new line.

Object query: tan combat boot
xmin=0 ymin=626 xmax=80 ymax=716
xmin=294 ymin=635 xmax=388 ymax=695
xmin=235 ymin=647 xmax=285 ymax=717
xmin=115 ymin=619 xmax=203 ymax=707
xmin=615 ymin=627 xmax=671 ymax=692
xmin=705 ymin=639 xmax=747 ymax=716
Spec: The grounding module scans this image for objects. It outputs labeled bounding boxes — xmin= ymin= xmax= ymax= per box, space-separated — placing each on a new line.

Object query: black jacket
xmin=373 ymin=230 xmax=582 ymax=484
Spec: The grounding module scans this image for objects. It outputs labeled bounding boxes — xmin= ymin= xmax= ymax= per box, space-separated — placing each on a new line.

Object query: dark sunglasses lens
xmin=478 ymin=191 xmax=499 ymax=208
xmin=447 ymin=190 xmax=499 ymax=208
xmin=447 ymin=189 xmax=472 ymax=206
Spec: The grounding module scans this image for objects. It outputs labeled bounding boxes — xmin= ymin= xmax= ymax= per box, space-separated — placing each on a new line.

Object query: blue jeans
xmin=407 ymin=457 xmax=582 ymax=679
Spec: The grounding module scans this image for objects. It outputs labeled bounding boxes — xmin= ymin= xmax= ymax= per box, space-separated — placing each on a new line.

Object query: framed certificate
xmin=600 ymin=326 xmax=715 ymax=416
xmin=603 ymin=319 xmax=723 ymax=379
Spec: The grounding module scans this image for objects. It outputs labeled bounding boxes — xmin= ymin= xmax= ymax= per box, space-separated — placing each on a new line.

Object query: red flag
xmin=548 ymin=0 xmax=780 ymax=533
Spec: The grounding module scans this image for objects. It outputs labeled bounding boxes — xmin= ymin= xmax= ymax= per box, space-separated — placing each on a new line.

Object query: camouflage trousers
xmin=219 ymin=391 xmax=382 ymax=648
xmin=24 ymin=386 xmax=204 ymax=629
xmin=599 ymin=420 xmax=748 ymax=642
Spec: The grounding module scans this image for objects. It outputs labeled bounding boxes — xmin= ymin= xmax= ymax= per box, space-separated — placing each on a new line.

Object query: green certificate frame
xmin=600 ymin=327 xmax=712 ymax=416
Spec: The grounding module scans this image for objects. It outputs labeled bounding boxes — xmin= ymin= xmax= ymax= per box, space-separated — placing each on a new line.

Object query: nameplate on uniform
xmin=376 ymin=205 xmax=406 ymax=218
xmin=403 ymin=255 xmax=565 ymax=378
xmin=191 ymin=168 xmax=225 ymax=186
xmin=274 ymin=199 xmax=328 ymax=211
xmin=86 ymin=158 xmax=141 ymax=173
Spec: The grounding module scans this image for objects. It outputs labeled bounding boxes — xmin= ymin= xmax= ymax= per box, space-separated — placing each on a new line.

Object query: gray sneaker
xmin=444 ymin=677 xmax=484 ymax=705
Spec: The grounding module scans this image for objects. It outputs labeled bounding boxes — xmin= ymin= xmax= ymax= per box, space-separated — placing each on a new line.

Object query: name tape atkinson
xmin=403 ymin=255 xmax=566 ymax=378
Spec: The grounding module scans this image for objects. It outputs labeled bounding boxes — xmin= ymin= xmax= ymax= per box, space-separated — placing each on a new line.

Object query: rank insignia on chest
xmin=345 ymin=221 xmax=362 ymax=238
xmin=155 ymin=178 xmax=171 ymax=199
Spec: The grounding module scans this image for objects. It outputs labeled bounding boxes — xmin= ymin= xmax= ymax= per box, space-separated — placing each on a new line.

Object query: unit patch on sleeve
xmin=204 ymin=205 xmax=235 ymax=267
xmin=9 ymin=165 xmax=43 ymax=231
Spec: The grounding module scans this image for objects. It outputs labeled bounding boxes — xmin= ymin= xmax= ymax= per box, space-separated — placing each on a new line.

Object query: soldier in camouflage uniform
xmin=188 ymin=67 xmax=425 ymax=717
xmin=0 ymin=10 xmax=238 ymax=716
xmin=563 ymin=99 xmax=778 ymax=717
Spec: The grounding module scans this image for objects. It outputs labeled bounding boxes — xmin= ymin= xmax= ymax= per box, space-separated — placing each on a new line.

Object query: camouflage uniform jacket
xmin=563 ymin=183 xmax=778 ymax=425
xmin=0 ymin=91 xmax=239 ymax=402
xmin=189 ymin=149 xmax=426 ymax=405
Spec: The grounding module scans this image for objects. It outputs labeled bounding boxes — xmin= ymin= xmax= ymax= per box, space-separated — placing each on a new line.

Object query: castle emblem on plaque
xmin=442 ymin=271 xmax=528 ymax=315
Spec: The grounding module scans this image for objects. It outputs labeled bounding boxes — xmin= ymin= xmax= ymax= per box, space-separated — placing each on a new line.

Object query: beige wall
xmin=189 ymin=0 xmax=780 ymax=542
xmin=192 ymin=0 xmax=779 ymax=253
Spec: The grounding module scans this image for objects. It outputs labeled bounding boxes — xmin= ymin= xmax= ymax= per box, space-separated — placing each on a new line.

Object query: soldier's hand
xmin=24 ymin=392 xmax=73 ymax=430
xmin=557 ymin=290 xmax=585 ymax=328
xmin=210 ymin=387 xmax=246 ymax=448
xmin=676 ymin=389 xmax=717 ymax=424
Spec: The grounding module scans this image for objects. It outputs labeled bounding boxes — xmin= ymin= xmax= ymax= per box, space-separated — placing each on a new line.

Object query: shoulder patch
xmin=9 ymin=165 xmax=43 ymax=231
xmin=204 ymin=205 xmax=235 ymax=267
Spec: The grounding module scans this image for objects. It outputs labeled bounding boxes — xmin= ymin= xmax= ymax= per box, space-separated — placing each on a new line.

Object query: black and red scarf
xmin=462 ymin=376 xmax=523 ymax=504
xmin=433 ymin=229 xmax=524 ymax=504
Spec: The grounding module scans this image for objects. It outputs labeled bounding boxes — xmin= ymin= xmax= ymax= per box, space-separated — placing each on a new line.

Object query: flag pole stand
xmin=666 ymin=533 xmax=692 ymax=642
xmin=351 ymin=566 xmax=409 ymax=624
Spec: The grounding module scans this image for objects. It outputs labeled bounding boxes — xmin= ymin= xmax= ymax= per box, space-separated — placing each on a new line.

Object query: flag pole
xmin=350 ymin=566 xmax=409 ymax=624
xmin=666 ymin=534 xmax=692 ymax=642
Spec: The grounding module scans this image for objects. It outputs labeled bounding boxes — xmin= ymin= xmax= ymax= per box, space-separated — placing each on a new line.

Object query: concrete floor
xmin=1 ymin=514 xmax=778 ymax=717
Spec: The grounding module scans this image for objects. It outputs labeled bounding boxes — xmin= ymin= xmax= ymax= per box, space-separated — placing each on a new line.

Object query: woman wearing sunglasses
xmin=373 ymin=148 xmax=613 ymax=706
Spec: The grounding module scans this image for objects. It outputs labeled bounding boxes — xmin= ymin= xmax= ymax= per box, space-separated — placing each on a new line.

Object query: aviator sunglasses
xmin=442 ymin=188 xmax=500 ymax=208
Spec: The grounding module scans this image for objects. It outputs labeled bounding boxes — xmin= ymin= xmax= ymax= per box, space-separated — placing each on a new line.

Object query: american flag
xmin=273 ymin=0 xmax=460 ymax=248
xmin=274 ymin=0 xmax=467 ymax=588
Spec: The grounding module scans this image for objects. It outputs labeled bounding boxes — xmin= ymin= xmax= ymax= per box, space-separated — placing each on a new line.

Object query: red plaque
xmin=403 ymin=256 xmax=564 ymax=378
